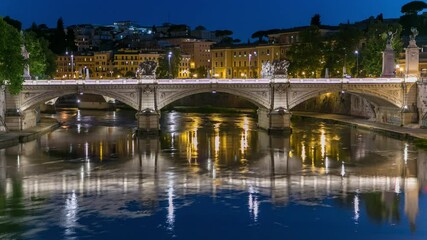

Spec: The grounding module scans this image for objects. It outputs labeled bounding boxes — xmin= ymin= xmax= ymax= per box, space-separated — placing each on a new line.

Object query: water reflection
xmin=0 ymin=110 xmax=426 ymax=239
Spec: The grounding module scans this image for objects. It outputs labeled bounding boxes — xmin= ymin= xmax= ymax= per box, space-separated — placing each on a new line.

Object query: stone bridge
xmin=3 ymin=77 xmax=423 ymax=132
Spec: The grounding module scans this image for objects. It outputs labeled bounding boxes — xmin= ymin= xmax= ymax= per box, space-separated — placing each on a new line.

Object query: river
xmin=0 ymin=109 xmax=426 ymax=239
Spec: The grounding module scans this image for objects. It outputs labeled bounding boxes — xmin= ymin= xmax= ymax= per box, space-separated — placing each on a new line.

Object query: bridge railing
xmin=22 ymin=77 xmax=412 ymax=86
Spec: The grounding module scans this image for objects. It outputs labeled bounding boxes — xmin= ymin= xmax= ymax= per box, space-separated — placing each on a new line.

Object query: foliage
xmin=24 ymin=31 xmax=47 ymax=78
xmin=194 ymin=25 xmax=206 ymax=31
xmin=124 ymin=71 xmax=135 ymax=78
xmin=190 ymin=66 xmax=208 ymax=78
xmin=311 ymin=14 xmax=321 ymax=27
xmin=287 ymin=26 xmax=325 ymax=78
xmin=251 ymin=30 xmax=268 ymax=43
xmin=167 ymin=24 xmax=189 ymax=36
xmin=0 ymin=17 xmax=24 ymax=94
xmin=401 ymin=1 xmax=427 ymax=15
xmin=112 ymin=67 xmax=122 ymax=78
xmin=51 ymin=18 xmax=67 ymax=54
xmin=414 ymin=138 xmax=427 ymax=148
xmin=66 ymin=27 xmax=77 ymax=52
xmin=3 ymin=16 xmax=21 ymax=31
xmin=215 ymin=30 xmax=233 ymax=37
xmin=323 ymin=24 xmax=362 ymax=77
xmin=43 ymin=39 xmax=57 ymax=78
xmin=251 ymin=29 xmax=281 ymax=43
xmin=360 ymin=20 xmax=402 ymax=77
xmin=156 ymin=48 xmax=182 ymax=78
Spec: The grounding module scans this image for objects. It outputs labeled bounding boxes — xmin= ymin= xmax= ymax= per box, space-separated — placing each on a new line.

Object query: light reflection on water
xmin=0 ymin=110 xmax=426 ymax=239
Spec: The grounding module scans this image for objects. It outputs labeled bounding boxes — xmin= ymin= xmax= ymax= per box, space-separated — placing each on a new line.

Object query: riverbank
xmin=292 ymin=111 xmax=427 ymax=140
xmin=0 ymin=117 xmax=60 ymax=148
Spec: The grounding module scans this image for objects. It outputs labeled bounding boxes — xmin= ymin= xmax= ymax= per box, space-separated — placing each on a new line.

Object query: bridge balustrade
xmin=22 ymin=77 xmax=412 ymax=86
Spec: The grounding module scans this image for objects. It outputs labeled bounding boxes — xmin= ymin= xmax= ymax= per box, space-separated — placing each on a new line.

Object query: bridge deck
xmin=21 ymin=77 xmax=414 ymax=86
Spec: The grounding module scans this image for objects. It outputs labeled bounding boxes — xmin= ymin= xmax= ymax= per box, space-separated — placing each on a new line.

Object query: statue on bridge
xmin=385 ymin=30 xmax=398 ymax=50
xmin=261 ymin=60 xmax=290 ymax=78
xmin=261 ymin=61 xmax=273 ymax=78
xmin=21 ymin=31 xmax=31 ymax=80
xmin=409 ymin=27 xmax=419 ymax=47
xmin=136 ymin=61 xmax=157 ymax=79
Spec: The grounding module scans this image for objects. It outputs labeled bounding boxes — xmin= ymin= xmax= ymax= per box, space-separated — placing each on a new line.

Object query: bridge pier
xmin=136 ymin=109 xmax=160 ymax=134
xmin=4 ymin=109 xmax=38 ymax=131
xmin=258 ymin=107 xmax=291 ymax=133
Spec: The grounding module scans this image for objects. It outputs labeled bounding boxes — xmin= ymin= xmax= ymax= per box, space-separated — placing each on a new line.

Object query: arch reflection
xmin=0 ymin=112 xmax=425 ymax=237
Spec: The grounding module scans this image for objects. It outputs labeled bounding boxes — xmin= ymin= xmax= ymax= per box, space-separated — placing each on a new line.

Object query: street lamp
xmin=168 ymin=51 xmax=172 ymax=79
xmin=71 ymin=53 xmax=74 ymax=79
xmin=354 ymin=50 xmax=359 ymax=77
xmin=66 ymin=51 xmax=74 ymax=79
xmin=248 ymin=51 xmax=257 ymax=78
xmin=396 ymin=64 xmax=403 ymax=77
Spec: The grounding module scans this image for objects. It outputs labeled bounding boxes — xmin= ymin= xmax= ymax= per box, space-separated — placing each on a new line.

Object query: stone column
xmin=257 ymin=107 xmax=270 ymax=130
xmin=405 ymin=39 xmax=420 ymax=79
xmin=257 ymin=107 xmax=292 ymax=133
xmin=136 ymin=109 xmax=160 ymax=134
xmin=382 ymin=43 xmax=395 ymax=78
xmin=269 ymin=108 xmax=292 ymax=133
xmin=5 ymin=109 xmax=38 ymax=131
xmin=417 ymin=82 xmax=427 ymax=127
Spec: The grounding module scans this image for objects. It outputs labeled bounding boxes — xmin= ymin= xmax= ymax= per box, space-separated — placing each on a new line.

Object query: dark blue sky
xmin=0 ymin=0 xmax=414 ymax=40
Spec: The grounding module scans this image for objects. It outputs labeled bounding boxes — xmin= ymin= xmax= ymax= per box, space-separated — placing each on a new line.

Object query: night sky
xmin=0 ymin=0 xmax=414 ymax=40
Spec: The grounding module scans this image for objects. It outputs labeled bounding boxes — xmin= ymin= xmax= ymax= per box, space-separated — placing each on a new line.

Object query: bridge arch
xmin=288 ymin=84 xmax=405 ymax=110
xmin=157 ymin=85 xmax=271 ymax=110
xmin=18 ymin=87 xmax=139 ymax=111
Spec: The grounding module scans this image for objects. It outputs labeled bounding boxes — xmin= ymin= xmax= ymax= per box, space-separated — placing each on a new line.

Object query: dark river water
xmin=1 ymin=110 xmax=427 ymax=240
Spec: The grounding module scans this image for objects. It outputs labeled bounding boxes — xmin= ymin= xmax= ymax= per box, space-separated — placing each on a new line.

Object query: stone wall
xmin=0 ymin=86 xmax=5 ymax=131
xmin=349 ymin=95 xmax=375 ymax=119
xmin=5 ymin=109 xmax=38 ymax=131
xmin=292 ymin=92 xmax=375 ymax=119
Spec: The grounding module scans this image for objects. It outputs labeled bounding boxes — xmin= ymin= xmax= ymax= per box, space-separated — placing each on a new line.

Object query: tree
xmin=156 ymin=48 xmax=182 ymax=78
xmin=51 ymin=18 xmax=67 ymax=54
xmin=400 ymin=1 xmax=427 ymax=35
xmin=124 ymin=71 xmax=135 ymax=78
xmin=190 ymin=66 xmax=208 ymax=78
xmin=401 ymin=1 xmax=427 ymax=15
xmin=323 ymin=24 xmax=362 ymax=77
xmin=3 ymin=16 xmax=21 ymax=31
xmin=0 ymin=18 xmax=24 ymax=94
xmin=194 ymin=25 xmax=206 ymax=31
xmin=360 ymin=21 xmax=403 ymax=77
xmin=24 ymin=31 xmax=46 ymax=79
xmin=23 ymin=31 xmax=56 ymax=79
xmin=311 ymin=14 xmax=321 ymax=27
xmin=251 ymin=30 xmax=267 ymax=43
xmin=215 ymin=30 xmax=233 ymax=37
xmin=66 ymin=27 xmax=77 ymax=52
xmin=287 ymin=26 xmax=325 ymax=78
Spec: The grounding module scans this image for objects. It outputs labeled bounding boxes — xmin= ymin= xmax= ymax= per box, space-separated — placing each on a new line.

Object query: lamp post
xmin=71 ymin=53 xmax=74 ymax=79
xmin=248 ymin=51 xmax=257 ymax=78
xmin=168 ymin=51 xmax=172 ymax=79
xmin=66 ymin=51 xmax=74 ymax=79
xmin=249 ymin=53 xmax=252 ymax=78
xmin=354 ymin=50 xmax=359 ymax=77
